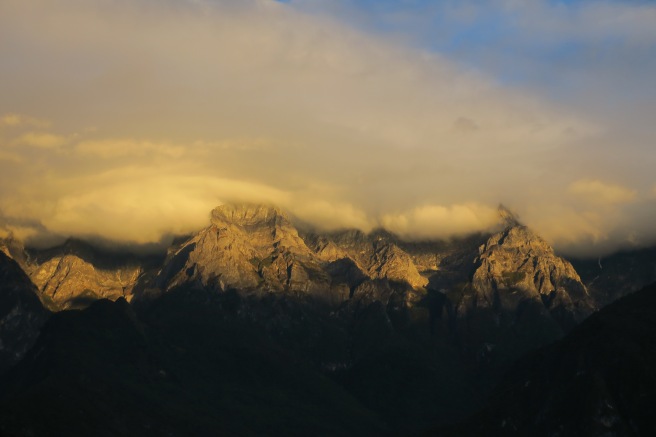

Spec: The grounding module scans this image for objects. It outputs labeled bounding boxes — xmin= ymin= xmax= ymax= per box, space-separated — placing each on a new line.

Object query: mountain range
xmin=0 ymin=203 xmax=655 ymax=435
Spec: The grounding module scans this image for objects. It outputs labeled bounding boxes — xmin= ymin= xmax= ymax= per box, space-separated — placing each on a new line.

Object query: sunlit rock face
xmin=0 ymin=238 xmax=155 ymax=311
xmin=0 ymin=252 xmax=49 ymax=373
xmin=470 ymin=225 xmax=595 ymax=329
xmin=375 ymin=211 xmax=598 ymax=366
xmin=0 ymin=203 xmax=598 ymax=326
xmin=157 ymin=204 xmax=332 ymax=294
xmin=145 ymin=202 xmax=596 ymax=338
xmin=305 ymin=229 xmax=429 ymax=290
xmin=156 ymin=203 xmax=433 ymax=305
xmin=30 ymin=255 xmax=141 ymax=310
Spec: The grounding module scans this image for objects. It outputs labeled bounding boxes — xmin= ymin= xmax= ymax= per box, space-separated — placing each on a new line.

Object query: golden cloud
xmin=16 ymin=132 xmax=68 ymax=149
xmin=289 ymin=200 xmax=375 ymax=233
xmin=568 ymin=179 xmax=637 ymax=205
xmin=381 ymin=203 xmax=499 ymax=240
xmin=0 ymin=114 xmax=51 ymax=129
xmin=34 ymin=172 xmax=291 ymax=244
xmin=75 ymin=139 xmax=186 ymax=159
xmin=523 ymin=204 xmax=606 ymax=248
xmin=0 ymin=1 xmax=652 ymax=256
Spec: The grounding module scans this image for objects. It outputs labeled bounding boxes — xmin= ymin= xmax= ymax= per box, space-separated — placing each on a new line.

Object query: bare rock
xmin=158 ymin=204 xmax=331 ymax=294
xmin=471 ymin=225 xmax=595 ymax=327
xmin=30 ymin=255 xmax=141 ymax=309
xmin=305 ymin=230 xmax=428 ymax=289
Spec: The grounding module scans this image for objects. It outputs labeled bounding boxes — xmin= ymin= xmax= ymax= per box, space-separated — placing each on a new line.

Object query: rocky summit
xmin=156 ymin=204 xmax=332 ymax=295
xmin=156 ymin=204 xmax=432 ymax=305
xmin=0 ymin=202 xmax=655 ymax=436
xmin=29 ymin=254 xmax=142 ymax=310
xmin=148 ymin=204 xmax=597 ymax=366
xmin=471 ymin=225 xmax=595 ymax=330
xmin=306 ymin=229 xmax=429 ymax=289
xmin=0 ymin=204 xmax=611 ymax=325
xmin=0 ymin=238 xmax=152 ymax=311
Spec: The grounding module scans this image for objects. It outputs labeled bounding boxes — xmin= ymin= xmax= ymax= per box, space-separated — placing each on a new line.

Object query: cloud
xmin=381 ymin=203 xmax=500 ymax=240
xmin=0 ymin=217 xmax=47 ymax=244
xmin=26 ymin=171 xmax=292 ymax=244
xmin=0 ymin=114 xmax=51 ymax=129
xmin=16 ymin=132 xmax=68 ymax=149
xmin=568 ymin=179 xmax=637 ymax=206
xmin=301 ymin=1 xmax=656 ymax=122
xmin=1 ymin=114 xmax=25 ymax=127
xmin=289 ymin=200 xmax=375 ymax=233
xmin=452 ymin=117 xmax=479 ymax=133
xmin=75 ymin=139 xmax=186 ymax=159
xmin=0 ymin=151 xmax=21 ymax=163
xmin=521 ymin=204 xmax=607 ymax=252
xmin=0 ymin=0 xmax=653 ymax=257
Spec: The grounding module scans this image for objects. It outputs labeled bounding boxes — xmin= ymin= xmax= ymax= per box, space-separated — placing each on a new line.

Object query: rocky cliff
xmin=0 ymin=205 xmax=601 ymax=334
xmin=157 ymin=204 xmax=332 ymax=294
xmin=30 ymin=254 xmax=141 ymax=310
xmin=470 ymin=225 xmax=595 ymax=330
xmin=157 ymin=204 xmax=437 ymax=303
xmin=306 ymin=229 xmax=429 ymax=289
xmin=2 ymin=204 xmax=597 ymax=328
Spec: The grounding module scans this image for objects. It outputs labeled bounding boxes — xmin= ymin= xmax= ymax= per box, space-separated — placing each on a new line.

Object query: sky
xmin=0 ymin=0 xmax=655 ymax=257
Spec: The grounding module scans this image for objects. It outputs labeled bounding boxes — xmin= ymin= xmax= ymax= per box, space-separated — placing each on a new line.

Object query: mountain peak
xmin=210 ymin=203 xmax=289 ymax=229
xmin=472 ymin=222 xmax=594 ymax=329
xmin=158 ymin=203 xmax=331 ymax=293
xmin=497 ymin=204 xmax=521 ymax=228
xmin=484 ymin=224 xmax=548 ymax=253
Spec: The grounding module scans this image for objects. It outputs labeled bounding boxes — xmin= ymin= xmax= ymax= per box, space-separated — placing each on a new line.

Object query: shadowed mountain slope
xmin=0 ymin=252 xmax=49 ymax=373
xmin=433 ymin=281 xmax=656 ymax=437
xmin=0 ymin=294 xmax=385 ymax=436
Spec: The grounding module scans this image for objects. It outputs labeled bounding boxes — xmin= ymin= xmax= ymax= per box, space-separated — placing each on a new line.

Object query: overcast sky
xmin=1 ymin=0 xmax=655 ymax=256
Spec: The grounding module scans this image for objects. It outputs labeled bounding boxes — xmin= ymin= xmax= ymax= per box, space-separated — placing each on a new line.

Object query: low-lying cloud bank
xmin=0 ymin=0 xmax=655 ymax=257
